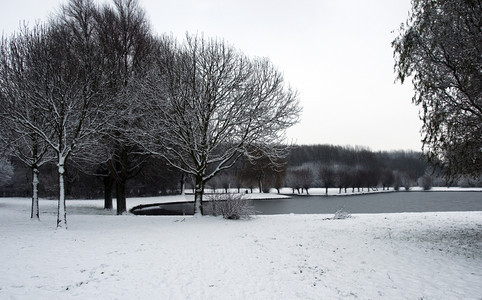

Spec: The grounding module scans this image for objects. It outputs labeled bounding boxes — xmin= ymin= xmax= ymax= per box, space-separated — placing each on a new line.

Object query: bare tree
xmin=0 ymin=157 xmax=13 ymax=188
xmin=319 ymin=166 xmax=336 ymax=195
xmin=0 ymin=0 xmax=110 ymax=228
xmin=380 ymin=169 xmax=394 ymax=191
xmin=238 ymin=149 xmax=287 ymax=193
xmin=337 ymin=169 xmax=351 ymax=193
xmin=141 ymin=34 xmax=301 ymax=215
xmin=0 ymin=25 xmax=55 ymax=219
xmin=92 ymin=0 xmax=155 ymax=214
xmin=286 ymin=167 xmax=313 ymax=194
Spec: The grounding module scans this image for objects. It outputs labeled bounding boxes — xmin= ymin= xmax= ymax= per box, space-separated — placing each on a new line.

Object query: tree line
xmin=2 ymin=143 xmax=479 ymax=202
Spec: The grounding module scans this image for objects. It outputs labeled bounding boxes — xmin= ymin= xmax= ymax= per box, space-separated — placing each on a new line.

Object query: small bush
xmin=417 ymin=175 xmax=433 ymax=190
xmin=333 ymin=207 xmax=351 ymax=220
xmin=207 ymin=193 xmax=256 ymax=220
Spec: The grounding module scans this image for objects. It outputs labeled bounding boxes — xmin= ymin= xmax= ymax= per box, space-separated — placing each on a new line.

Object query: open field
xmin=1 ymin=197 xmax=481 ymax=299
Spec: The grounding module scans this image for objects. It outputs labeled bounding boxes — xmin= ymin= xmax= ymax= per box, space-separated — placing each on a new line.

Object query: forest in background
xmin=1 ymin=144 xmax=479 ymax=199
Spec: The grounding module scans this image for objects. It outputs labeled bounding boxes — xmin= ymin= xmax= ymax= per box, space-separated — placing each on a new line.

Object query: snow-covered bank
xmin=277 ymin=186 xmax=482 ymax=196
xmin=1 ymin=198 xmax=481 ymax=299
xmin=131 ymin=187 xmax=482 ymax=210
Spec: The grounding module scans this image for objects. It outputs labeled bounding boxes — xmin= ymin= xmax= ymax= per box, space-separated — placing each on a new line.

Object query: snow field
xmin=0 ymin=198 xmax=481 ymax=299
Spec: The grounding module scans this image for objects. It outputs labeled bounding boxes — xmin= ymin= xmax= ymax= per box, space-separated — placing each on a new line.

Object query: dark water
xmin=131 ymin=191 xmax=482 ymax=216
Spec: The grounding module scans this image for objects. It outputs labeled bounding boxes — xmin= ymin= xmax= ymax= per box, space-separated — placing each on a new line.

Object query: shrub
xmin=333 ymin=207 xmax=351 ymax=220
xmin=207 ymin=193 xmax=256 ymax=220
xmin=417 ymin=175 xmax=433 ymax=190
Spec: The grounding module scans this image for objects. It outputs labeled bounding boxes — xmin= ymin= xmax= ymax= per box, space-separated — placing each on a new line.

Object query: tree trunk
xmin=258 ymin=178 xmax=263 ymax=194
xmin=180 ymin=173 xmax=185 ymax=195
xmin=116 ymin=180 xmax=127 ymax=215
xmin=31 ymin=167 xmax=40 ymax=220
xmin=104 ymin=175 xmax=113 ymax=210
xmin=194 ymin=175 xmax=204 ymax=216
xmin=57 ymin=161 xmax=67 ymax=229
xmin=325 ymin=187 xmax=328 ymax=195
xmin=113 ymin=147 xmax=128 ymax=215
xmin=257 ymin=171 xmax=264 ymax=193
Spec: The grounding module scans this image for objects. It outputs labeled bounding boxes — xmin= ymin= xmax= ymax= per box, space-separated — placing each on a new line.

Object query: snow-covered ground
xmin=1 ymin=197 xmax=481 ymax=299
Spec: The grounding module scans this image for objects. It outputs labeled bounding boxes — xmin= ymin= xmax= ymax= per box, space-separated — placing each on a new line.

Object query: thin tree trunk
xmin=57 ymin=160 xmax=67 ymax=229
xmin=180 ymin=173 xmax=185 ymax=195
xmin=31 ymin=167 xmax=40 ymax=220
xmin=194 ymin=175 xmax=203 ymax=216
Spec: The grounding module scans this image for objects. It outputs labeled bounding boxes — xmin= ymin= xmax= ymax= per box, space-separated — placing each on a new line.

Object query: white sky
xmin=0 ymin=0 xmax=422 ymax=151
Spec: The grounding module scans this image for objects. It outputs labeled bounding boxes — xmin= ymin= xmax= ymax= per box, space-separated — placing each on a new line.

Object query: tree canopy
xmin=392 ymin=0 xmax=482 ymax=180
xmin=140 ymin=34 xmax=301 ymax=215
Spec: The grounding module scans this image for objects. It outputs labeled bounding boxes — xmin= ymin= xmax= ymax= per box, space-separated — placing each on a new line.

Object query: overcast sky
xmin=0 ymin=0 xmax=421 ymax=151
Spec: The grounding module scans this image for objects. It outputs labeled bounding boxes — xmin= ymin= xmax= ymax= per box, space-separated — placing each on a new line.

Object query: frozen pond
xmin=132 ymin=191 xmax=482 ymax=215
xmin=252 ymin=191 xmax=482 ymax=214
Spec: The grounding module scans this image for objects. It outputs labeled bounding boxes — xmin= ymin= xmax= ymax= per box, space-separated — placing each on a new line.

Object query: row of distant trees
xmin=0 ymin=0 xmax=300 ymax=227
xmin=2 ymin=144 xmax=479 ymax=202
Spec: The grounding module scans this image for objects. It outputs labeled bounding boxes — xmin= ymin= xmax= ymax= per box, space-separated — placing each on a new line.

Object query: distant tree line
xmin=2 ymin=144 xmax=479 ymax=201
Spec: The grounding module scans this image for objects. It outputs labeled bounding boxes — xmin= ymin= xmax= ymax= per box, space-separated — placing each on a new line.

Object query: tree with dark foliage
xmin=393 ymin=0 xmax=481 ymax=180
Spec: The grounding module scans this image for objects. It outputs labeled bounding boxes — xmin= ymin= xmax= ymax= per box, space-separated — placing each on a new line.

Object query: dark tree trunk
xmin=180 ymin=173 xmax=186 ymax=195
xmin=257 ymin=171 xmax=264 ymax=193
xmin=114 ymin=147 xmax=128 ymax=215
xmin=104 ymin=175 xmax=113 ymax=210
xmin=116 ymin=180 xmax=126 ymax=215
